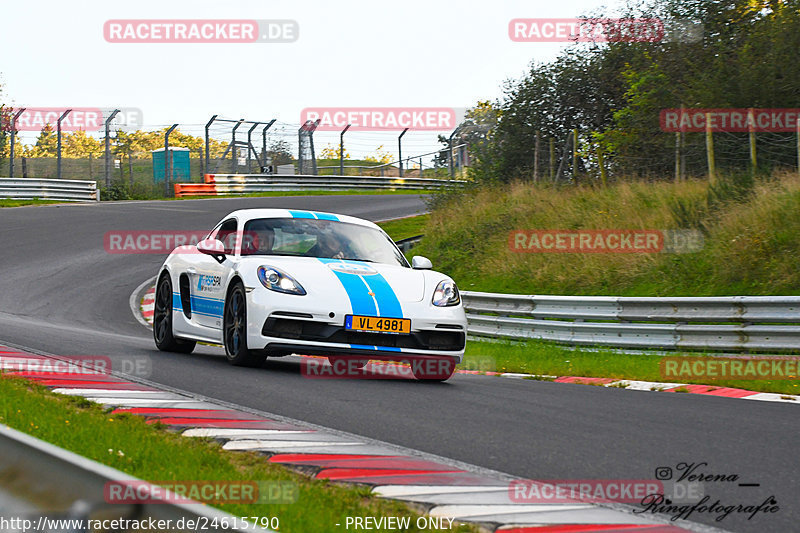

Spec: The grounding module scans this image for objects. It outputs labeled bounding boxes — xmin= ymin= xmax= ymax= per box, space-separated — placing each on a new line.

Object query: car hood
xmin=238 ymin=256 xmax=426 ymax=303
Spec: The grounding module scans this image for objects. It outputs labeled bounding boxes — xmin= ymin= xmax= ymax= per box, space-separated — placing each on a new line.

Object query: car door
xmin=187 ymin=217 xmax=237 ymax=329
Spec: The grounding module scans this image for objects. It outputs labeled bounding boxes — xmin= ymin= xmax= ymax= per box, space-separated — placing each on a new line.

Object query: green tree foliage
xmin=469 ymin=0 xmax=800 ymax=182
xmin=29 ymin=124 xmax=57 ymax=157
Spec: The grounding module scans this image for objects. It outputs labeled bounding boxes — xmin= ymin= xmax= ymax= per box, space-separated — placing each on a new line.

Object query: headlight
xmin=432 ymin=279 xmax=460 ymax=307
xmin=257 ymin=266 xmax=306 ymax=295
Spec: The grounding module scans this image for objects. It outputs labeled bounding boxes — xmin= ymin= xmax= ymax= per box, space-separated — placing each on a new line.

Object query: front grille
xmin=261 ymin=318 xmax=465 ymax=351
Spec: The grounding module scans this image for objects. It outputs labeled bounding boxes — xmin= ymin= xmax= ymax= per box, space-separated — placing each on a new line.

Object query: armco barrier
xmin=462 ymin=292 xmax=800 ymax=353
xmin=0 ymin=425 xmax=273 ymax=532
xmin=0 ymin=178 xmax=98 ymax=201
xmin=175 ymin=174 xmax=464 ymax=197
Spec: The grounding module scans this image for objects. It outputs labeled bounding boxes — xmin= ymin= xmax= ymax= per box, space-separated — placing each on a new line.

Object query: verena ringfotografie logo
xmin=509 ymin=18 xmax=665 ymax=43
xmin=104 ymin=20 xmax=298 ymax=43
xmin=6 ymin=107 xmax=143 ymax=132
xmin=661 ymin=108 xmax=800 ymax=132
xmin=509 ymin=229 xmax=703 ymax=253
xmin=300 ymin=108 xmax=458 ymax=131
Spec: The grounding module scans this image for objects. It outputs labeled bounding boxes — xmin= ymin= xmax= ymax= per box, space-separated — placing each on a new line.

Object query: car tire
xmin=411 ymin=358 xmax=455 ymax=382
xmin=153 ymin=274 xmax=196 ymax=354
xmin=223 ymin=281 xmax=265 ymax=367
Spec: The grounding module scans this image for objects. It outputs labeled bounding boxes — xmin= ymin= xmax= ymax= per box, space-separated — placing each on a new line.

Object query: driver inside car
xmin=242 ymin=223 xmax=275 ymax=255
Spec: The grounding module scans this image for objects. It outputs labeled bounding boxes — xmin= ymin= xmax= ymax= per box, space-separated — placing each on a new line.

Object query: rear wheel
xmin=411 ymin=358 xmax=455 ymax=382
xmin=224 ymin=281 xmax=265 ymax=367
xmin=153 ymin=274 xmax=196 ymax=354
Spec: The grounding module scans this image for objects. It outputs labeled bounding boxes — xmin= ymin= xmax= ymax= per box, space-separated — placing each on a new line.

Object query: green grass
xmin=465 ymin=339 xmax=800 ymax=395
xmin=377 ymin=214 xmax=429 ymax=241
xmin=416 ymin=172 xmax=800 ymax=296
xmin=0 ymin=376 xmax=479 ymax=533
xmin=0 ymin=199 xmax=66 ymax=207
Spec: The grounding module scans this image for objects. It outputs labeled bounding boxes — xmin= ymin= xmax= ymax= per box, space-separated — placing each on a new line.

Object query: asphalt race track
xmin=1 ymin=195 xmax=796 ymax=533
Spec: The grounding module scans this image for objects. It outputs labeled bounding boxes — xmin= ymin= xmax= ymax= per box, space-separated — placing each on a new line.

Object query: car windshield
xmin=240 ymin=218 xmax=409 ymax=267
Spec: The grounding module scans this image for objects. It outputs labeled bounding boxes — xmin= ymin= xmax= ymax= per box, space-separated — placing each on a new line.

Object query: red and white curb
xmin=0 ymin=345 xmax=702 ymax=532
xmin=135 ymin=282 xmax=798 ymax=405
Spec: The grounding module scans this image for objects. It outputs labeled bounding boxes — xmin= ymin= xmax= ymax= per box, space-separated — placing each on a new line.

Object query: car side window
xmin=215 ymin=219 xmax=238 ymax=255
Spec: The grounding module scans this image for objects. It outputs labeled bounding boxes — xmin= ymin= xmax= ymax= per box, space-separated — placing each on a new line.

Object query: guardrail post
xmin=104 ymin=110 xmax=120 ymax=189
xmin=56 ymin=109 xmax=72 ymax=180
xmin=9 ymin=107 xmax=25 ymax=178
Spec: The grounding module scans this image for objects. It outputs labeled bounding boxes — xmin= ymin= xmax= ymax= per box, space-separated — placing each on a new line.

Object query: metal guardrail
xmin=0 ymin=178 xmax=98 ymax=202
xmin=462 ymin=292 xmax=800 ymax=352
xmin=0 ymin=425 xmax=274 ymax=532
xmin=173 ymin=174 xmax=465 ymax=197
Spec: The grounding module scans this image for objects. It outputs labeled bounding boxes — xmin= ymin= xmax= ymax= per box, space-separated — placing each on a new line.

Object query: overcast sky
xmin=2 ymin=0 xmax=626 ymax=157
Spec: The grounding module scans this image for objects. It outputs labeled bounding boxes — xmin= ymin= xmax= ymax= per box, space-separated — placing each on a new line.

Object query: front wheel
xmin=223 ymin=281 xmax=265 ymax=367
xmin=153 ymin=274 xmax=196 ymax=354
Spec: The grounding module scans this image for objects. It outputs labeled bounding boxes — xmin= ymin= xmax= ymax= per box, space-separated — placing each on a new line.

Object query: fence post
xmin=597 ymin=144 xmax=607 ymax=187
xmin=104 ymin=110 xmax=120 ymax=189
xmin=231 ymin=119 xmax=243 ymax=174
xmin=204 ymin=115 xmax=217 ymax=173
xmin=164 ymin=124 xmax=178 ymax=196
xmin=748 ymin=108 xmax=757 ymax=178
xmin=533 ymin=130 xmax=540 ymax=183
xmin=9 ymin=108 xmax=25 ymax=178
xmin=398 ymin=128 xmax=408 ymax=177
xmin=56 ymin=109 xmax=72 ymax=180
xmin=674 ymin=132 xmax=680 ymax=182
xmin=572 ymin=129 xmax=578 ymax=182
xmin=339 ymin=124 xmax=351 ymax=176
xmin=549 ymin=137 xmax=555 ymax=181
xmin=705 ymin=113 xmax=716 ymax=184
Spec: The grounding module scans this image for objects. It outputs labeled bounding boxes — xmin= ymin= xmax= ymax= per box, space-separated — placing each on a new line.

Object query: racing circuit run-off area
xmin=2 ymin=1 xmax=800 ymax=533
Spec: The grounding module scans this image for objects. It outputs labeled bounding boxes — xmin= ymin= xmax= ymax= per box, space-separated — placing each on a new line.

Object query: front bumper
xmin=246 ymin=288 xmax=466 ymax=363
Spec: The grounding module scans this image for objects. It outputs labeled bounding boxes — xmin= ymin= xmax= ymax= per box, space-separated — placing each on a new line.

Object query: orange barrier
xmin=174 ymin=183 xmax=217 ymax=197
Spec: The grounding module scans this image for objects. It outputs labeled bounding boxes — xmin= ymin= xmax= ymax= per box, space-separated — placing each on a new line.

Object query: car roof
xmin=220 ymin=208 xmax=381 ymax=230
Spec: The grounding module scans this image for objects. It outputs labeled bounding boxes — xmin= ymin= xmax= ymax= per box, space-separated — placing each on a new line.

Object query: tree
xmin=29 ymin=124 xmax=57 ymax=157
xmin=64 ymin=130 xmax=102 ymax=158
xmin=319 ymin=144 xmax=349 ymax=160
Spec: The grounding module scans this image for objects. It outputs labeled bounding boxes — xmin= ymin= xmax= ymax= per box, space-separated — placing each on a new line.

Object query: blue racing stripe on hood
xmin=319 ymin=259 xmax=403 ymax=318
xmin=319 ymin=259 xmax=377 ymax=316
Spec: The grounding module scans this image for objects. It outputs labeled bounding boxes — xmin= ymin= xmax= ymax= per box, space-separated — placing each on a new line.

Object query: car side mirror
xmin=411 ymin=256 xmax=433 ymax=270
xmin=197 ymin=238 xmax=226 ymax=257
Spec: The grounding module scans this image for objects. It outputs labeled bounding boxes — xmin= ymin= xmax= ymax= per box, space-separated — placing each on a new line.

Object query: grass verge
xmin=377 ymin=215 xmax=429 ymax=241
xmin=464 ymin=339 xmax=800 ymax=395
xmin=0 ymin=375 xmax=479 ymax=533
xmin=0 ymin=199 xmax=66 ymax=207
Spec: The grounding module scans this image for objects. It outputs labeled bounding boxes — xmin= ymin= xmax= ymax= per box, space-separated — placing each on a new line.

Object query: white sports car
xmin=153 ymin=209 xmax=466 ymax=380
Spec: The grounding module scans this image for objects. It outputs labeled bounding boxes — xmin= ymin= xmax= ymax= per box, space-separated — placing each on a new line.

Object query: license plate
xmin=345 ymin=315 xmax=411 ymax=334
